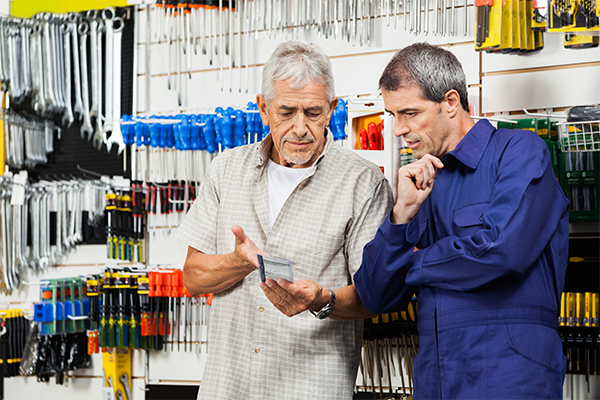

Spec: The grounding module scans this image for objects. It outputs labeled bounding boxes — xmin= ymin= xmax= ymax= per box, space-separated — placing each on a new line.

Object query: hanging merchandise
xmin=31 ymin=278 xmax=92 ymax=384
xmin=84 ymin=267 xmax=212 ymax=354
xmin=556 ymin=105 xmax=600 ymax=220
xmin=0 ymin=6 xmax=135 ymax=155
xmin=0 ymin=172 xmax=108 ymax=294
xmin=475 ymin=0 xmax=544 ymax=52
xmin=559 ymin=291 xmax=599 ymax=392
xmin=2 ymin=109 xmax=57 ymax=170
xmin=152 ymin=0 xmax=473 ymax=94
xmin=0 ymin=309 xmax=29 ymax=382
xmin=548 ymin=0 xmax=600 ymax=33
xmin=357 ymin=295 xmax=419 ymax=397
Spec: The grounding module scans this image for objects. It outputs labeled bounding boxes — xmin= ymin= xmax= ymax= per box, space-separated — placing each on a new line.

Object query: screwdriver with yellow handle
xmin=560 ymin=292 xmax=566 ymax=326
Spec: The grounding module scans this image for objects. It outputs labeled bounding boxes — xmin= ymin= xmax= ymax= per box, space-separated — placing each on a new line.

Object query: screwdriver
xmin=138 ymin=272 xmax=151 ymax=350
xmin=115 ymin=272 xmax=128 ymax=348
xmin=359 ymin=128 xmax=368 ymax=150
xmin=86 ymin=275 xmax=100 ymax=354
xmin=368 ymin=122 xmax=380 ymax=150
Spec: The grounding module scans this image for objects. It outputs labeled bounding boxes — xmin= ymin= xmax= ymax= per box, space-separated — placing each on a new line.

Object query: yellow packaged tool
xmin=532 ymin=0 xmax=548 ymax=29
xmin=103 ymin=347 xmax=132 ymax=400
xmin=563 ymin=33 xmax=599 ymax=48
xmin=475 ymin=0 xmax=504 ymax=50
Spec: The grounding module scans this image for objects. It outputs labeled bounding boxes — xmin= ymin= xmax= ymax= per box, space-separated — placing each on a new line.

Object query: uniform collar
xmin=255 ymin=129 xmax=334 ymax=171
xmin=443 ymin=119 xmax=495 ymax=169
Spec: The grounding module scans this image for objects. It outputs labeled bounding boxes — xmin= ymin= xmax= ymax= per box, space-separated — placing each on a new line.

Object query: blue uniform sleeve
xmin=405 ymin=133 xmax=569 ymax=291
xmin=354 ymin=212 xmax=422 ymax=314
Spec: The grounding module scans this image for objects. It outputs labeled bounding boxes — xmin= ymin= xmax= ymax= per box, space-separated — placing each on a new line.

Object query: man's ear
xmin=326 ymin=97 xmax=339 ymax=125
xmin=444 ymin=90 xmax=461 ymax=118
xmin=257 ymin=94 xmax=270 ymax=126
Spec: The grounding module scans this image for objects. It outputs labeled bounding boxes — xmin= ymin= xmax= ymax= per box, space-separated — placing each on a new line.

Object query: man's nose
xmin=394 ymin=119 xmax=410 ymax=137
xmin=291 ymin=113 xmax=309 ymax=136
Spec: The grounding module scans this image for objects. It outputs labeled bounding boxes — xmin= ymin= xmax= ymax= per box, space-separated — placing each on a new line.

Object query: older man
xmin=263 ymin=42 xmax=570 ymax=399
xmin=175 ymin=41 xmax=392 ymax=399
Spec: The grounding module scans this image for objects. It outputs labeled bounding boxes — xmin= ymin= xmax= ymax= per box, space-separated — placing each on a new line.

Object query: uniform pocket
xmin=453 ymin=202 xmax=489 ymax=228
xmin=503 ymin=324 xmax=565 ymax=373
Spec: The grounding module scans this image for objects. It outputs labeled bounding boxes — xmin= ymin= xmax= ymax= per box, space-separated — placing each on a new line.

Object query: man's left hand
xmin=259 ymin=279 xmax=327 ymax=317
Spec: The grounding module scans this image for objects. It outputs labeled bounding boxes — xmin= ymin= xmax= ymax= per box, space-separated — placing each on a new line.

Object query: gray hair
xmin=379 ymin=42 xmax=470 ymax=112
xmin=261 ymin=41 xmax=335 ymax=105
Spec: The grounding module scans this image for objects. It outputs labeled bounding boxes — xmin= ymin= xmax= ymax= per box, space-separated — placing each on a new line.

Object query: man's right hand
xmin=392 ymin=154 xmax=444 ymax=224
xmin=228 ymin=225 xmax=265 ymax=272
xmin=183 ymin=225 xmax=268 ymax=295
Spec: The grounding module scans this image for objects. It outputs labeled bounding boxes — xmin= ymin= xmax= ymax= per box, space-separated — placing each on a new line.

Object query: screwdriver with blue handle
xmin=203 ymin=114 xmax=217 ymax=155
xmin=214 ymin=107 xmax=224 ymax=152
xmin=246 ymin=103 xmax=257 ymax=144
xmin=220 ymin=108 xmax=234 ymax=149
xmin=234 ymin=110 xmax=246 ymax=148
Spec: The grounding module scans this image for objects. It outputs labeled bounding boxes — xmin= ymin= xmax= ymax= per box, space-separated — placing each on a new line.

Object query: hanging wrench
xmin=92 ymin=20 xmax=105 ymax=150
xmin=30 ymin=24 xmax=46 ymax=115
xmin=69 ymin=12 xmax=84 ymax=122
xmin=102 ymin=8 xmax=115 ymax=134
xmin=78 ymin=21 xmax=93 ymax=140
xmin=106 ymin=17 xmax=125 ymax=155
xmin=60 ymin=22 xmax=74 ymax=127
xmin=87 ymin=11 xmax=99 ymax=121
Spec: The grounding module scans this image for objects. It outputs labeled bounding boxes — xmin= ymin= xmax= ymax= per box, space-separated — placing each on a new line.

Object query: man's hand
xmin=393 ymin=154 xmax=444 ymax=224
xmin=259 ymin=279 xmax=326 ymax=317
xmin=227 ymin=225 xmax=268 ymax=272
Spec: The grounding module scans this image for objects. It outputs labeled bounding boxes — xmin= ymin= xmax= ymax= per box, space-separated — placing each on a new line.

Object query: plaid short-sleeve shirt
xmin=175 ymin=131 xmax=393 ymax=400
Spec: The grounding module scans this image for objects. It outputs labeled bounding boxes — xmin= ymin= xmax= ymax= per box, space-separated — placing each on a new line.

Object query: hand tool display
xmin=29 ymin=278 xmax=92 ymax=385
xmin=0 ymin=7 xmax=134 ymax=154
xmin=3 ymin=109 xmax=56 ymax=170
xmin=123 ymin=104 xmax=266 ymax=234
xmin=83 ymin=267 xmax=213 ymax=354
xmin=475 ymin=0 xmax=545 ymax=52
xmin=559 ymin=291 xmax=599 ymax=393
xmin=150 ymin=0 xmax=477 ymax=94
xmin=0 ymin=172 xmax=109 ymax=294
xmin=0 ymin=309 xmax=29 ymax=382
xmin=358 ymin=295 xmax=419 ymax=398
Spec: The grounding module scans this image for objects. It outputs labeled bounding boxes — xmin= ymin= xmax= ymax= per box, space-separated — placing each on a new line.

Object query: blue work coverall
xmin=354 ymin=119 xmax=570 ymax=399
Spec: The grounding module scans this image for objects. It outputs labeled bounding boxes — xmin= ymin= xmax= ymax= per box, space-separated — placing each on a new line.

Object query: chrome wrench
xmin=106 ymin=17 xmax=125 ymax=155
xmin=78 ymin=21 xmax=93 ymax=140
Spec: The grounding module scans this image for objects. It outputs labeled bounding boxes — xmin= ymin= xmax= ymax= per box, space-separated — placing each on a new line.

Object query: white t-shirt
xmin=267 ymin=159 xmax=307 ymax=228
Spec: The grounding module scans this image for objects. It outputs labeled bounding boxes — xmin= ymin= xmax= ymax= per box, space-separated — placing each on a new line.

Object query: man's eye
xmin=307 ymin=112 xmax=321 ymax=118
xmin=280 ymin=112 xmax=293 ymax=117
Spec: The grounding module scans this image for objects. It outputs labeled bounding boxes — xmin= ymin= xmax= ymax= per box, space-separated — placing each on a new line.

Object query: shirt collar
xmin=443 ymin=119 xmax=495 ymax=169
xmin=255 ymin=129 xmax=334 ymax=171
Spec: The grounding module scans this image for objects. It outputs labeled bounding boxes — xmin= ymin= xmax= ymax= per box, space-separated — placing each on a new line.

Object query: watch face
xmin=317 ymin=307 xmax=333 ymax=319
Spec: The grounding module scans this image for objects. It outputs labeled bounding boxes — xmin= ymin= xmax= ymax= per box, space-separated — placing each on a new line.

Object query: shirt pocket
xmin=452 ymin=202 xmax=489 ymax=236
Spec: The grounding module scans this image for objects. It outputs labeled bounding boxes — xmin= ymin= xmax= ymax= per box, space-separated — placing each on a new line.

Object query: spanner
xmin=92 ymin=20 xmax=105 ymax=150
xmin=78 ymin=21 xmax=93 ymax=140
xmin=30 ymin=24 xmax=46 ymax=114
xmin=69 ymin=13 xmax=84 ymax=122
xmin=87 ymin=11 xmax=99 ymax=120
xmin=106 ymin=17 xmax=125 ymax=155
xmin=120 ymin=373 xmax=133 ymax=400
xmin=102 ymin=8 xmax=115 ymax=133
xmin=60 ymin=22 xmax=74 ymax=127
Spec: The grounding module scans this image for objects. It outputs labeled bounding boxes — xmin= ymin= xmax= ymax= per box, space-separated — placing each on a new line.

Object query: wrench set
xmin=3 ymin=109 xmax=56 ymax=170
xmin=0 ymin=174 xmax=108 ymax=294
xmin=0 ymin=7 xmax=132 ymax=155
xmin=152 ymin=0 xmax=471 ymax=95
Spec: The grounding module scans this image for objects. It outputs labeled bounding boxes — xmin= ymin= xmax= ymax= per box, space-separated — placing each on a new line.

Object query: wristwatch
xmin=310 ymin=289 xmax=336 ymax=319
